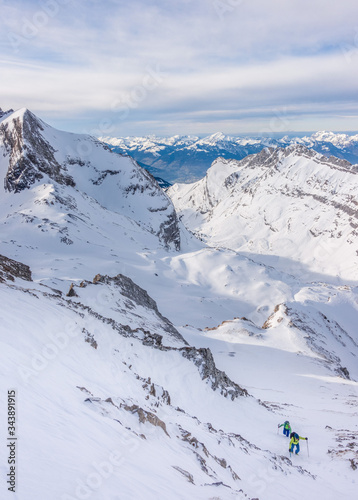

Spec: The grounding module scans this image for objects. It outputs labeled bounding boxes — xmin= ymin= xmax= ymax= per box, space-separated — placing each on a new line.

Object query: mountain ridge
xmin=168 ymin=144 xmax=358 ymax=282
xmin=101 ymin=130 xmax=358 ymax=184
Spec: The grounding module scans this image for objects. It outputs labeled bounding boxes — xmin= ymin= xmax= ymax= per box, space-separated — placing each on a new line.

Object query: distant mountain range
xmin=100 ymin=131 xmax=358 ymax=184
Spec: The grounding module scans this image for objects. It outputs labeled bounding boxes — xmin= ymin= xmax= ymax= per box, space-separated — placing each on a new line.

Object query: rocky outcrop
xmin=326 ymin=427 xmax=358 ymax=470
xmin=83 ymin=328 xmax=98 ymax=349
xmin=172 ymin=466 xmax=195 ymax=484
xmin=0 ymin=107 xmax=14 ymax=119
xmin=180 ymin=347 xmax=248 ymax=399
xmin=0 ymin=254 xmax=32 ymax=283
xmin=0 ymin=109 xmax=75 ymax=192
xmin=122 ymin=404 xmax=170 ymax=436
xmin=286 ymin=305 xmax=357 ymax=380
xmin=157 ymin=210 xmax=180 ymax=251
xmin=66 ymin=283 xmax=78 ymax=297
xmin=92 ymin=273 xmax=184 ymax=341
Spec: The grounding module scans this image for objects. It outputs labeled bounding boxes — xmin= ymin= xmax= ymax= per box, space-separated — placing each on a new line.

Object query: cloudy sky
xmin=1 ymin=0 xmax=358 ymax=136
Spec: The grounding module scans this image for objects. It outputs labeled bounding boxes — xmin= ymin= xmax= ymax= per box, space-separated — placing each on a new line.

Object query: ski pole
xmin=277 ymin=425 xmax=279 ymax=435
xmin=306 ymin=439 xmax=309 ymax=457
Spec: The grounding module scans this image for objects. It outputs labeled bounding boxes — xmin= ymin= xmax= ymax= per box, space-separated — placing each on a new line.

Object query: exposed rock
xmin=141 ymin=378 xmax=171 ymax=406
xmin=327 ymin=428 xmax=358 ymax=469
xmin=180 ymin=429 xmax=210 ymax=457
xmin=66 ymin=283 xmax=78 ymax=297
xmin=76 ymin=386 xmax=93 ymax=396
xmin=180 ymin=346 xmax=248 ymax=399
xmin=262 ymin=304 xmax=285 ymax=329
xmin=0 ymin=107 xmax=14 ymax=119
xmin=122 ymin=404 xmax=170 ymax=436
xmin=203 ymin=481 xmax=231 ymax=489
xmin=338 ymin=367 xmax=350 ymax=380
xmin=286 ymin=306 xmax=356 ymax=380
xmin=169 ymin=144 xmax=358 ymax=281
xmin=83 ymin=329 xmax=98 ymax=349
xmin=92 ymin=273 xmax=185 ymax=342
xmin=0 ymin=254 xmax=32 ymax=283
xmin=172 ymin=466 xmax=195 ymax=484
xmin=157 ymin=210 xmax=180 ymax=251
xmin=0 ymin=109 xmax=75 ymax=192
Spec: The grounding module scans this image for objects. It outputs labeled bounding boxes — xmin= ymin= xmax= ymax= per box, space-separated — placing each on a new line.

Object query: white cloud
xmin=1 ymin=0 xmax=358 ymax=134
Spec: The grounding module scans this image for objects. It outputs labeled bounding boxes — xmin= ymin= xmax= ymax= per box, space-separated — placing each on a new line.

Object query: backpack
xmin=284 ymin=421 xmax=290 ymax=428
xmin=290 ymin=432 xmax=299 ymax=441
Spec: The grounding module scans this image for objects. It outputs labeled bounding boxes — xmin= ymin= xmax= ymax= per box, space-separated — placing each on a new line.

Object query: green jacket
xmin=279 ymin=421 xmax=291 ymax=431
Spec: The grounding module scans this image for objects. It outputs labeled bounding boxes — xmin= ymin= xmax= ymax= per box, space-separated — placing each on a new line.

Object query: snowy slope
xmin=1 ymin=250 xmax=357 ymax=500
xmin=0 ymin=109 xmax=358 ymax=500
xmin=0 ymin=108 xmax=180 ymax=254
xmin=100 ymin=131 xmax=358 ymax=184
xmin=168 ymin=145 xmax=358 ymax=282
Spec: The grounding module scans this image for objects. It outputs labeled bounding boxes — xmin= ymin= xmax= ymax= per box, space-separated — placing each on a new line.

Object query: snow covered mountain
xmin=1 ymin=109 xmax=358 ymax=500
xmin=100 ymin=131 xmax=358 ymax=184
xmin=0 ymin=108 xmax=180 ymax=259
xmin=168 ymin=145 xmax=358 ymax=283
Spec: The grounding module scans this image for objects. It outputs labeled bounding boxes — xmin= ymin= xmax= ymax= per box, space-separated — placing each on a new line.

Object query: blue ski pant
xmin=283 ymin=428 xmax=290 ymax=437
xmin=290 ymin=442 xmax=300 ymax=454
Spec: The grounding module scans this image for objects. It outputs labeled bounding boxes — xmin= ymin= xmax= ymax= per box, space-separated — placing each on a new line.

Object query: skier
xmin=289 ymin=432 xmax=308 ymax=455
xmin=278 ymin=420 xmax=291 ymax=437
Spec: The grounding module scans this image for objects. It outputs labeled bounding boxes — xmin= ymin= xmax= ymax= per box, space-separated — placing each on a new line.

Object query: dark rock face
xmin=92 ymin=273 xmax=184 ymax=341
xmin=0 ymin=254 xmax=32 ymax=283
xmin=180 ymin=347 xmax=248 ymax=399
xmin=0 ymin=107 xmax=14 ymax=119
xmin=286 ymin=305 xmax=357 ymax=380
xmin=157 ymin=211 xmax=180 ymax=251
xmin=66 ymin=283 xmax=78 ymax=297
xmin=131 ymin=165 xmax=181 ymax=250
xmin=0 ymin=109 xmax=75 ymax=192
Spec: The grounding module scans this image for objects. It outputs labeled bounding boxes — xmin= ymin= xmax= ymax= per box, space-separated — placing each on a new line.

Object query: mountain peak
xmin=0 ymin=107 xmax=71 ymax=192
xmin=200 ymin=132 xmax=228 ymax=144
xmin=208 ymin=132 xmax=226 ymax=140
xmin=0 ymin=108 xmax=181 ymax=250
